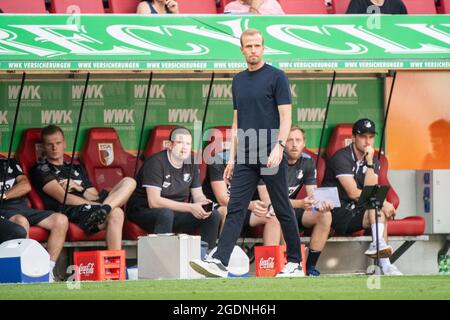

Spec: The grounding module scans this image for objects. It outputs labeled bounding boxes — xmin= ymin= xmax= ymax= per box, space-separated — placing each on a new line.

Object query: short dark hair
xmin=169 ymin=126 xmax=191 ymax=141
xmin=41 ymin=125 xmax=65 ymax=141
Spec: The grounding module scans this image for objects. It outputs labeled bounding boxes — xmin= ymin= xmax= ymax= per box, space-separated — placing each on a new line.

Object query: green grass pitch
xmin=1 ymin=275 xmax=449 ymax=300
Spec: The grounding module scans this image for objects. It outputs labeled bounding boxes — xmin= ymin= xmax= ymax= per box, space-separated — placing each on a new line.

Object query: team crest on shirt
xmin=98 ymin=143 xmax=114 ymax=166
xmin=296 ymin=170 xmax=304 ymax=180
xmin=183 ymin=173 xmax=192 ymax=183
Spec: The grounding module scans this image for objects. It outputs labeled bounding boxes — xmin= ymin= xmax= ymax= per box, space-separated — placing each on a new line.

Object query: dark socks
xmin=306 ymin=249 xmax=322 ymax=270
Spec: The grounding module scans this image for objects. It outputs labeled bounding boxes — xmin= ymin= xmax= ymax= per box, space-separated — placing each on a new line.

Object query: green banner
xmin=0 ymin=15 xmax=449 ymax=71
xmin=0 ymin=77 xmax=383 ymax=154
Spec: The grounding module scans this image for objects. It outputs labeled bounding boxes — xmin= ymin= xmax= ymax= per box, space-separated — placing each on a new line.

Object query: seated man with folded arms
xmin=202 ymin=146 xmax=283 ymax=246
xmin=31 ymin=125 xmax=136 ymax=250
xmin=127 ymin=127 xmax=221 ymax=251
xmin=321 ymin=118 xmax=402 ymax=275
xmin=1 ymin=156 xmax=68 ymax=279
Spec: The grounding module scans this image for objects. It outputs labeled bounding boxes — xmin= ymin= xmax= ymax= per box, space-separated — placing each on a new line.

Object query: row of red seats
xmin=0 ymin=0 xmax=447 ymax=14
xmin=11 ymin=124 xmax=423 ymax=244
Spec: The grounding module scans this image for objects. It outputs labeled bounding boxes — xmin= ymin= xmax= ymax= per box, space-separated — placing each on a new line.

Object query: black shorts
xmin=63 ymin=204 xmax=104 ymax=224
xmin=331 ymin=207 xmax=366 ymax=235
xmin=294 ymin=208 xmax=307 ymax=231
xmin=0 ymin=208 xmax=53 ymax=226
xmin=241 ymin=210 xmax=254 ymax=234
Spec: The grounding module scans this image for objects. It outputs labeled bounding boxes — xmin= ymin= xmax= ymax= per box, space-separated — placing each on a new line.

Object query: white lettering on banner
xmin=107 ymin=25 xmax=209 ymax=55
xmin=0 ymin=111 xmax=7 ymax=124
xmin=41 ymin=110 xmax=72 ymax=124
xmin=12 ymin=25 xmax=143 ymax=55
xmin=104 ymin=109 xmax=134 ymax=124
xmin=0 ymin=28 xmax=58 ymax=56
xmin=290 ymin=84 xmax=297 ymax=98
xmin=167 ymin=19 xmax=288 ymax=55
xmin=134 ymin=84 xmax=165 ymax=99
xmin=397 ymin=24 xmax=450 ymax=45
xmin=327 ymin=83 xmax=357 ymax=98
xmin=8 ymin=85 xmax=40 ymax=100
xmin=168 ymin=109 xmax=199 ymax=123
xmin=266 ymin=25 xmax=367 ymax=55
xmin=297 ymin=108 xmax=326 ymax=122
xmin=78 ymin=263 xmax=95 ymax=275
xmin=328 ymin=25 xmax=450 ymax=54
xmin=72 ymin=85 xmax=103 ymax=99
xmin=203 ymin=84 xmax=232 ymax=99
xmin=259 ymin=257 xmax=275 ymax=269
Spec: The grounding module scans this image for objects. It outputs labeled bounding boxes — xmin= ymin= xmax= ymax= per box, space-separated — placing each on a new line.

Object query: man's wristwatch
xmin=278 ymin=140 xmax=286 ymax=149
xmin=366 ymin=163 xmax=375 ymax=169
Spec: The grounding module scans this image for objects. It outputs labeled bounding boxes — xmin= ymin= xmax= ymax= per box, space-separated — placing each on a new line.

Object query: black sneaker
xmin=79 ymin=205 xmax=111 ymax=235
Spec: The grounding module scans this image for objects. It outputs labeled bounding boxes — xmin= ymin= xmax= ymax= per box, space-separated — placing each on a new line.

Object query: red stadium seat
xmin=279 ymin=0 xmax=328 ymax=14
xmin=402 ymin=0 xmax=437 ymax=14
xmin=143 ymin=125 xmax=177 ymax=159
xmin=332 ymin=0 xmax=351 ymax=14
xmin=66 ymin=223 xmax=106 ymax=242
xmin=50 ymin=0 xmax=104 ymax=13
xmin=123 ymin=219 xmax=147 ymax=240
xmin=326 ymin=123 xmax=425 ymax=236
xmin=29 ymin=227 xmax=50 ymax=242
xmin=437 ymin=0 xmax=450 ymax=13
xmin=16 ymin=128 xmax=47 ymax=210
xmin=108 ymin=0 xmax=140 ymax=13
xmin=0 ymin=0 xmax=46 ymax=13
xmin=177 ymin=0 xmax=217 ymax=13
xmin=79 ymin=127 xmax=139 ymax=192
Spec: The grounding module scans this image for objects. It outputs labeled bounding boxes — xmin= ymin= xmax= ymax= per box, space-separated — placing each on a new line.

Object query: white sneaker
xmin=364 ymin=242 xmax=393 ymax=258
xmin=276 ymin=262 xmax=305 ymax=278
xmin=189 ymin=258 xmax=228 ymax=278
xmin=383 ymin=264 xmax=403 ymax=276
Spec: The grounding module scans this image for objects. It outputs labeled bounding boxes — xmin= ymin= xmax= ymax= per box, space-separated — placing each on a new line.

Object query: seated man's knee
xmin=155 ymin=208 xmax=175 ymax=224
xmin=10 ymin=215 xmax=30 ymax=230
xmin=121 ymin=177 xmax=137 ymax=190
xmin=208 ymin=209 xmax=222 ymax=225
xmin=51 ymin=213 xmax=69 ymax=230
xmin=319 ymin=211 xmax=332 ymax=226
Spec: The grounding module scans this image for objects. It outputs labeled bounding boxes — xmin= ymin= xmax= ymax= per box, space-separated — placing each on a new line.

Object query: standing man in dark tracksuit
xmin=190 ymin=28 xmax=303 ymax=278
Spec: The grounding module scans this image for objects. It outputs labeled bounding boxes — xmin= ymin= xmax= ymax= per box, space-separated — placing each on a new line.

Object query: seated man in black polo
xmin=127 ymin=127 xmax=221 ymax=251
xmin=321 ymin=118 xmax=402 ymax=275
xmin=1 ymin=156 xmax=68 ymax=279
xmin=31 ymin=125 xmax=136 ymax=250
xmin=276 ymin=126 xmax=333 ymax=276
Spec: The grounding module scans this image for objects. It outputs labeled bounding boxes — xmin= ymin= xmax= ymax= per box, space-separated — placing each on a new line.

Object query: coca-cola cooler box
xmin=138 ymin=234 xmax=202 ymax=279
xmin=74 ymin=250 xmax=126 ymax=281
xmin=255 ymin=245 xmax=307 ymax=277
xmin=254 ymin=245 xmax=287 ymax=277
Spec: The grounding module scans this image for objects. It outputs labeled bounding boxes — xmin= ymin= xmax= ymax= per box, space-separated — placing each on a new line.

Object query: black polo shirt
xmin=287 ymin=153 xmax=317 ymax=199
xmin=129 ymin=150 xmax=201 ymax=209
xmin=30 ymin=159 xmax=93 ymax=212
xmin=321 ymin=144 xmax=379 ymax=205
xmin=0 ymin=158 xmax=29 ymax=211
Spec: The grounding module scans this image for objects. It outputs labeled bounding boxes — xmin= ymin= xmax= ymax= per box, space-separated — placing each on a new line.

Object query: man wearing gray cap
xmin=321 ymin=118 xmax=402 ymax=275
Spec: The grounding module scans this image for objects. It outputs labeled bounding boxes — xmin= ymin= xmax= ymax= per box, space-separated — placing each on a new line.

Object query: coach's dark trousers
xmin=213 ymin=156 xmax=301 ymax=266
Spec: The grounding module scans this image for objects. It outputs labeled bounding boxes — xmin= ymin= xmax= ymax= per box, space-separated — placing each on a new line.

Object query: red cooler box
xmin=255 ymin=245 xmax=306 ymax=277
xmin=74 ymin=250 xmax=126 ymax=281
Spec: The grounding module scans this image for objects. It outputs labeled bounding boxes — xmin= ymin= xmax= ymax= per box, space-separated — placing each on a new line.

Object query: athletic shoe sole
xmin=189 ymin=260 xmax=227 ymax=278
xmin=365 ymin=246 xmax=393 ymax=259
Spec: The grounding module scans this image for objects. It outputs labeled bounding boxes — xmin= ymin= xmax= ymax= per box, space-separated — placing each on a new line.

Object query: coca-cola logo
xmin=78 ymin=263 xmax=95 ymax=275
xmin=259 ymin=257 xmax=275 ymax=269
